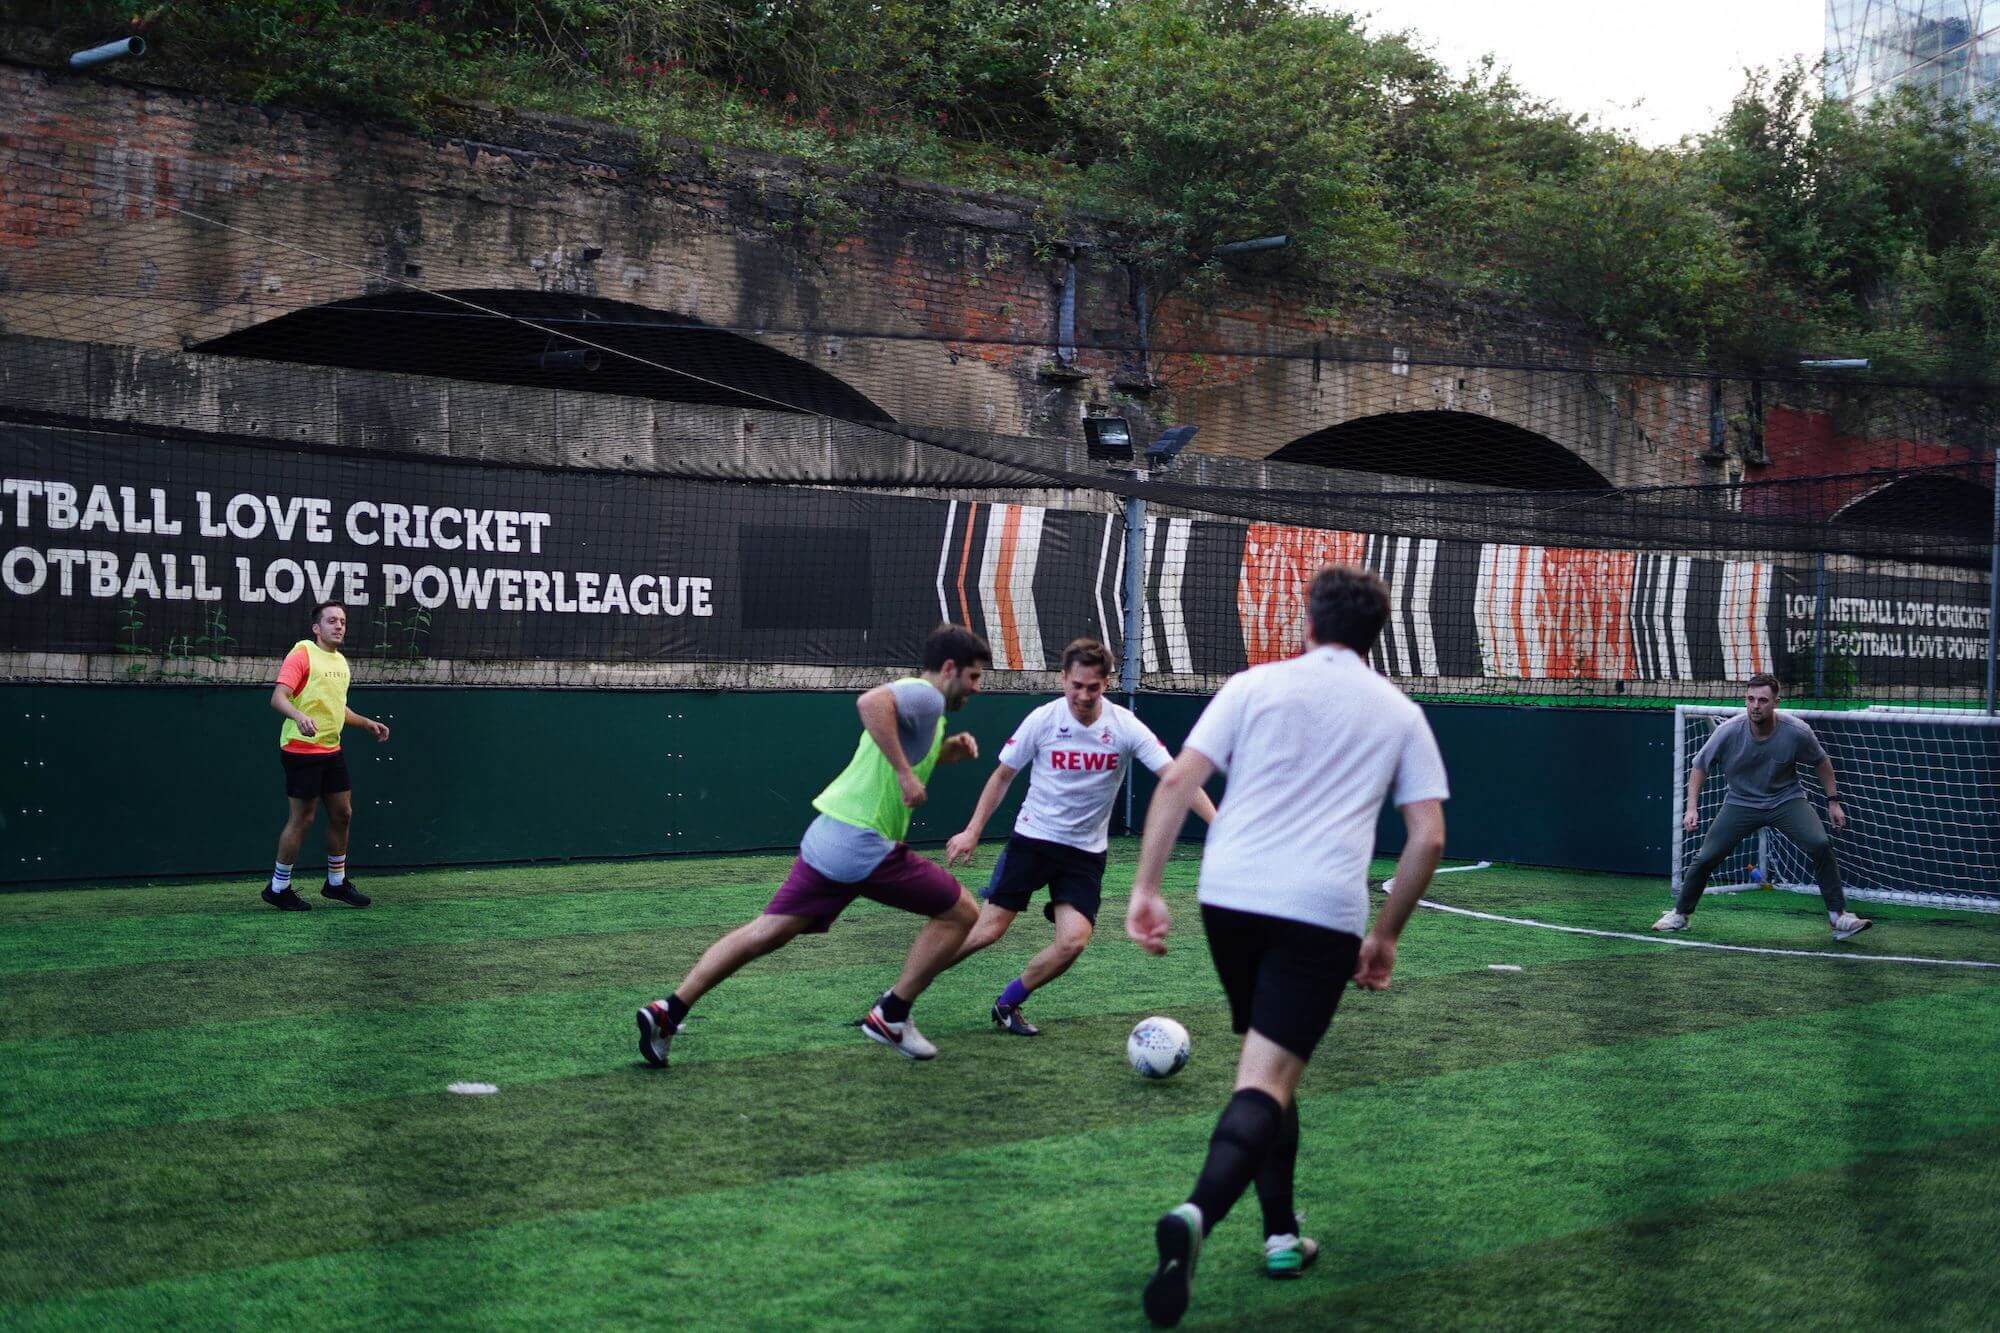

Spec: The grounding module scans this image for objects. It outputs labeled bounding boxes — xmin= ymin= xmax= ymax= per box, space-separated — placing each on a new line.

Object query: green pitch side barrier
xmin=1124 ymin=696 xmax=1672 ymax=877
xmin=0 ymin=686 xmax=1670 ymax=885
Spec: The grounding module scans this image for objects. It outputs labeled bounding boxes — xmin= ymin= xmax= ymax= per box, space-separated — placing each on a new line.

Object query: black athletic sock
xmin=877 ymin=989 xmax=913 ymax=1024
xmin=1187 ymin=1088 xmax=1282 ymax=1234
xmin=663 ymin=993 xmax=691 ymax=1030
xmin=1254 ymin=1097 xmax=1302 ymax=1237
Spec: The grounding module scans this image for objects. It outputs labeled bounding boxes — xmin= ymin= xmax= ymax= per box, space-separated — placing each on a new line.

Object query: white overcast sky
xmin=1330 ymin=1 xmax=1827 ymax=145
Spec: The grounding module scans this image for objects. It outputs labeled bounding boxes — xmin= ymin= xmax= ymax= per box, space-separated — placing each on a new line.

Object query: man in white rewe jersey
xmin=1125 ymin=566 xmax=1449 ymax=1326
xmin=941 ymin=637 xmax=1217 ymax=1037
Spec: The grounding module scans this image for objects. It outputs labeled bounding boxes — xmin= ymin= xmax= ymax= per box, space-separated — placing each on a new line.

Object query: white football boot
xmin=861 ymin=1004 xmax=939 ymax=1059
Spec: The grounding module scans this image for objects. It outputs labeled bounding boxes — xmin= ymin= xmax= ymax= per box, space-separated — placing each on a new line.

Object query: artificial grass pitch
xmin=4 ymin=846 xmax=1999 ymax=1329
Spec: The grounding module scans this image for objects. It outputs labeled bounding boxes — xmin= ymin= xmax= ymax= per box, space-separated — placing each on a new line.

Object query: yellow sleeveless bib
xmin=279 ymin=640 xmax=350 ymax=751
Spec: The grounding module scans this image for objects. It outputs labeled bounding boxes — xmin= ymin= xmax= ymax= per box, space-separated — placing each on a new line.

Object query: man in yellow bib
xmin=265 ymin=600 xmax=391 ymax=911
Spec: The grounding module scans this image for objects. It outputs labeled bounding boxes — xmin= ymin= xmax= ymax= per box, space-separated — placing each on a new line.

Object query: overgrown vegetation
xmin=10 ymin=1 xmax=2000 ymax=378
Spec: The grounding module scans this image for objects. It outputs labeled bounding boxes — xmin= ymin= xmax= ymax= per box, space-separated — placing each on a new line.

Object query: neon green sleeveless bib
xmin=811 ymin=682 xmax=945 ymax=842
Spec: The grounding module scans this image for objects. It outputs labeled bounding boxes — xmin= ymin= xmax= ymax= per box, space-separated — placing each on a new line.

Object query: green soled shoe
xmin=1143 ymin=1203 xmax=1203 ymax=1327
xmin=1264 ymin=1234 xmax=1319 ymax=1279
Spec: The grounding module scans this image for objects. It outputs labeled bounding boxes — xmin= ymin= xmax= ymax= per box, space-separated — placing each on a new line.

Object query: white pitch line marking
xmin=1416 ymin=899 xmax=2000 ymax=971
xmin=1382 ymin=863 xmax=2000 ymax=970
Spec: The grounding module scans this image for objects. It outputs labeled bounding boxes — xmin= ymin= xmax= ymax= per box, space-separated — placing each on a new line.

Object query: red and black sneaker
xmin=861 ymin=1004 xmax=938 ymax=1059
xmin=636 ymin=1000 xmax=678 ymax=1069
xmin=991 ymin=1002 xmax=1040 ymax=1037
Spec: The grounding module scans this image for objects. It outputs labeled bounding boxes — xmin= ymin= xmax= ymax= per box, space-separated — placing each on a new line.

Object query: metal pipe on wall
xmin=69 ymin=37 xmax=146 ymax=70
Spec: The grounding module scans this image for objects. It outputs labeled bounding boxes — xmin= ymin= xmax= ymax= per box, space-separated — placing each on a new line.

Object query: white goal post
xmin=1671 ymin=705 xmax=2000 ymax=913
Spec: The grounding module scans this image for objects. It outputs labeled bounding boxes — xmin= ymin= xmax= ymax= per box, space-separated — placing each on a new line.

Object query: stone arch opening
xmin=1268 ymin=409 xmax=1610 ymax=489
xmin=1830 ymin=471 xmax=1994 ymax=542
xmin=193 ymin=289 xmax=894 ymax=422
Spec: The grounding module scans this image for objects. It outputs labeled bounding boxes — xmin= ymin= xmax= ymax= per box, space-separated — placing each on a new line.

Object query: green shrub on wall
xmin=12 ymin=1 xmax=2000 ymax=376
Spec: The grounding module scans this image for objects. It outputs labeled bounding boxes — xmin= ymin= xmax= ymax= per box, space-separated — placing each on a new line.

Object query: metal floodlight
xmin=533 ymin=347 xmax=602 ymax=372
xmin=1083 ymin=415 xmax=1134 ymax=462
xmin=1146 ymin=425 xmax=1199 ymax=466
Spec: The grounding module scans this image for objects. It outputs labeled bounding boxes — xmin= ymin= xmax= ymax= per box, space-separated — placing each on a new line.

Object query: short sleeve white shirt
xmin=999 ymin=698 xmax=1172 ymax=853
xmin=1184 ymin=645 xmax=1449 ymax=934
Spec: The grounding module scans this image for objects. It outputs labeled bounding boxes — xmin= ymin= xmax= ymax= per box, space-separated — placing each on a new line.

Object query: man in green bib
xmin=637 ymin=625 xmax=990 ymax=1066
xmin=264 ymin=600 xmax=391 ymax=911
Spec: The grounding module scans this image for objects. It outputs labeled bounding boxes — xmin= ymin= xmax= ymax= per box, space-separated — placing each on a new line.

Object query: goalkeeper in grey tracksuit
xmin=1656 ymin=672 xmax=1872 ymax=942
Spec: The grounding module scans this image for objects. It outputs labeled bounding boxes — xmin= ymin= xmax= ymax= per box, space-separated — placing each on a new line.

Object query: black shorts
xmin=1201 ymin=904 xmax=1363 ymax=1061
xmin=981 ymin=834 xmax=1107 ymax=925
xmin=281 ymin=749 xmax=351 ymax=800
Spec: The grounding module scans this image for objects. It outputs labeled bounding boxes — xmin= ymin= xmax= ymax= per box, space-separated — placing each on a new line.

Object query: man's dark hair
xmin=923 ymin=623 xmax=993 ymax=672
xmin=1060 ymin=637 xmax=1114 ymax=677
xmin=1745 ymin=672 xmax=1782 ymax=696
xmin=1308 ymin=565 xmax=1390 ymax=655
xmin=310 ymin=600 xmax=346 ymax=627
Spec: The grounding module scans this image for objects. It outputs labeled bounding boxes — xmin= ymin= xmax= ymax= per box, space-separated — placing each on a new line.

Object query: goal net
xmin=1672 ymin=706 xmax=2000 ymax=912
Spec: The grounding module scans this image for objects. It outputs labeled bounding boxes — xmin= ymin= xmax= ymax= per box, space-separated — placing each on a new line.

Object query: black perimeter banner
xmin=0 ymin=423 xmax=961 ymax=669
xmin=1 ymin=422 xmax=1988 ymax=690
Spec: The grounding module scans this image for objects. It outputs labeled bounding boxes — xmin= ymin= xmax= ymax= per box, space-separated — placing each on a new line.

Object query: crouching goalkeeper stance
xmin=1657 ymin=673 xmax=1870 ymax=942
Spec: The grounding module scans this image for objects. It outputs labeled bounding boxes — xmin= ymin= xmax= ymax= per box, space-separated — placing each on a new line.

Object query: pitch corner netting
xmin=0 ymin=127 xmax=1994 ymax=699
xmin=1673 ymin=706 xmax=2000 ymax=911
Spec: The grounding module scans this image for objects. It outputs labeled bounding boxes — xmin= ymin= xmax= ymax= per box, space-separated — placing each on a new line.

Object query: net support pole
xmin=1669 ymin=706 xmax=1687 ymax=899
xmin=1986 ymin=439 xmax=1998 ymax=715
xmin=1813 ymin=551 xmax=1827 ymax=699
xmin=1122 ymin=476 xmax=1148 ymax=830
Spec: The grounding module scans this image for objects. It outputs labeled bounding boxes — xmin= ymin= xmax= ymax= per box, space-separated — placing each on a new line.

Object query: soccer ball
xmin=1127 ymin=1016 xmax=1191 ymax=1079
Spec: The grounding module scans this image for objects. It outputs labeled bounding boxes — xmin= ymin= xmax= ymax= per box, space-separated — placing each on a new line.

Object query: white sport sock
xmin=327 ymin=855 xmax=348 ymax=887
xmin=271 ymin=861 xmax=294 ymax=892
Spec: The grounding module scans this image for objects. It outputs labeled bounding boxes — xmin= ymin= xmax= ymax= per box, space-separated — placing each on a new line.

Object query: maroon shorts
xmin=764 ymin=844 xmax=964 ymax=934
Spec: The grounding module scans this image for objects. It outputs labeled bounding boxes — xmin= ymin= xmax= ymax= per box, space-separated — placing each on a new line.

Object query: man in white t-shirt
xmin=942 ymin=637 xmax=1217 ymax=1036
xmin=1125 ymin=566 xmax=1450 ymax=1327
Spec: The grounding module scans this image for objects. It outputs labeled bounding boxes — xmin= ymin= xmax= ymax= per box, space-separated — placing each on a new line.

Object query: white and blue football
xmin=1127 ymin=1016 xmax=1191 ymax=1079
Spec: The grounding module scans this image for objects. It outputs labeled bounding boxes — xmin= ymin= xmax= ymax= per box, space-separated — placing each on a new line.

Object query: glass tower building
xmin=1825 ymin=1 xmax=2000 ymax=105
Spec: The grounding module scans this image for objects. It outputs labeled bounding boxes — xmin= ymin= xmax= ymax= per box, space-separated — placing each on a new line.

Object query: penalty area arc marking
xmin=1383 ymin=863 xmax=2000 ymax=971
